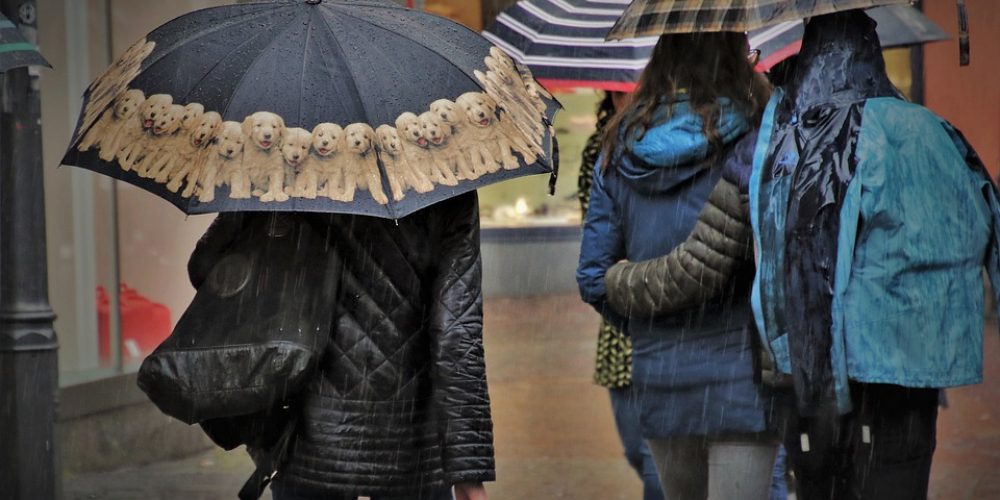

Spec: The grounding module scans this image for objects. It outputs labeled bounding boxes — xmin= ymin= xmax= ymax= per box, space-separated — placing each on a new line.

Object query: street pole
xmin=0 ymin=0 xmax=59 ymax=498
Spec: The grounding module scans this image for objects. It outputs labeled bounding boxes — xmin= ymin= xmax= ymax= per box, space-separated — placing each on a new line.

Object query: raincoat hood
xmin=784 ymin=10 xmax=900 ymax=115
xmin=616 ymin=96 xmax=749 ymax=196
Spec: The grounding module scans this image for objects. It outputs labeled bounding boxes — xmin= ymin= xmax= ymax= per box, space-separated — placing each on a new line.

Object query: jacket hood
xmin=615 ymin=96 xmax=749 ymax=196
xmin=783 ymin=10 xmax=900 ymax=116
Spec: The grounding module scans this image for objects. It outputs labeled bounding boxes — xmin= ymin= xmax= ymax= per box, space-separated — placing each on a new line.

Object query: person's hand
xmin=454 ymin=482 xmax=488 ymax=500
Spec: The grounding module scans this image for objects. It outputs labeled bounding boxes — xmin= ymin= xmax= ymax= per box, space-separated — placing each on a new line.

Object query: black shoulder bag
xmin=137 ymin=214 xmax=341 ymax=499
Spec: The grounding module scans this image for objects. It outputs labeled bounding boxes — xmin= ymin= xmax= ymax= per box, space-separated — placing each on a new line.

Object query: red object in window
xmin=96 ymin=284 xmax=172 ymax=365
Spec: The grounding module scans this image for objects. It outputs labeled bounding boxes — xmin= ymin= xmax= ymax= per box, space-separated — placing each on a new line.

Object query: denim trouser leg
xmin=610 ymin=387 xmax=666 ymax=500
xmin=770 ymin=444 xmax=789 ymax=500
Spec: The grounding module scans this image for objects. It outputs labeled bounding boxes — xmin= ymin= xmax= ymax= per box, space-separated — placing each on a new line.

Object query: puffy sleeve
xmin=603 ymin=131 xmax=756 ymax=318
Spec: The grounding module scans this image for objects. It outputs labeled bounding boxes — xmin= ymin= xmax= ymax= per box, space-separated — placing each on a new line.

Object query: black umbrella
xmin=62 ymin=0 xmax=559 ymax=219
xmin=0 ymin=12 xmax=50 ymax=72
xmin=753 ymin=4 xmax=948 ymax=71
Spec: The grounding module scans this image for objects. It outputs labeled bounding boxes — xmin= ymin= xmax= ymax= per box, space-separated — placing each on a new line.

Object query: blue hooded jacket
xmin=577 ymin=97 xmax=772 ymax=438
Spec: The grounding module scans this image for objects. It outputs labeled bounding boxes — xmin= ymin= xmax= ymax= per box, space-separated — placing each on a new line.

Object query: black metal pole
xmin=0 ymin=1 xmax=59 ymax=498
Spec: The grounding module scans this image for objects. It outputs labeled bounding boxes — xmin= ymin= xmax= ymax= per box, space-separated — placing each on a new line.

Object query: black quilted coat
xmin=188 ymin=192 xmax=494 ymax=497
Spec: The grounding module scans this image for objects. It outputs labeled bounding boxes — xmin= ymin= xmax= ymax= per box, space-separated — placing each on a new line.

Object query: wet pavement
xmin=65 ymin=294 xmax=1000 ymax=499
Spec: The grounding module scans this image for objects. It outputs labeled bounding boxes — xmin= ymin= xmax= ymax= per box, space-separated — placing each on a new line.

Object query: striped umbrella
xmin=607 ymin=0 xmax=909 ymax=40
xmin=0 ymin=13 xmax=49 ymax=72
xmin=484 ymin=1 xmax=943 ymax=92
xmin=484 ymin=0 xmax=656 ymax=92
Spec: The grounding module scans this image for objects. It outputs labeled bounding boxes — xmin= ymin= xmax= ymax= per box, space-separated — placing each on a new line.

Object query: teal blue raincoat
xmin=750 ymin=89 xmax=1000 ymax=414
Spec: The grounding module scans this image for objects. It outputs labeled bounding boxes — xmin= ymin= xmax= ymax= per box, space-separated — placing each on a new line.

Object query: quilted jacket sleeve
xmin=604 ymin=132 xmax=756 ymax=318
xmin=427 ymin=192 xmax=495 ymax=485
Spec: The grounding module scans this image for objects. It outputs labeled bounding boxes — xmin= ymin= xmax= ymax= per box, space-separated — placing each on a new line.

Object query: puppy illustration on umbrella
xmin=63 ymin=1 xmax=559 ymax=219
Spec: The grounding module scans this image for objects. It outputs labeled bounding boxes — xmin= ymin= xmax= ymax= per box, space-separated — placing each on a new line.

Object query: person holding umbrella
xmin=576 ymin=31 xmax=777 ymax=499
xmin=60 ymin=2 xmax=559 ymax=499
xmin=748 ymin=9 xmax=1000 ymax=499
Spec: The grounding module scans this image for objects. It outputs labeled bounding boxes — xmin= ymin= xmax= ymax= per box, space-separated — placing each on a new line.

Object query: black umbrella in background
xmin=62 ymin=0 xmax=559 ymax=219
xmin=0 ymin=12 xmax=49 ymax=72
xmin=753 ymin=4 xmax=948 ymax=71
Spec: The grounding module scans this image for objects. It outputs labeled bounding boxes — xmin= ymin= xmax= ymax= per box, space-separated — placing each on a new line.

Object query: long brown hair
xmin=601 ymin=32 xmax=771 ymax=170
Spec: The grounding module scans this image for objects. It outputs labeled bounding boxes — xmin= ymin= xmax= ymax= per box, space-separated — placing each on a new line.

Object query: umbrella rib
xmin=137 ymin=6 xmax=287 ymax=81
xmin=314 ymin=10 xmax=372 ymax=123
xmin=176 ymin=22 xmax=282 ymax=105
xmin=220 ymin=11 xmax=311 ymax=122
xmin=297 ymin=12 xmax=316 ymax=127
xmin=330 ymin=8 xmax=483 ymax=92
xmin=315 ymin=8 xmax=399 ymax=219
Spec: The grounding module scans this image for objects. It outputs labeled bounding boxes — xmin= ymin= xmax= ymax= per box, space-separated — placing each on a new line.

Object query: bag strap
xmin=238 ymin=412 xmax=298 ymax=500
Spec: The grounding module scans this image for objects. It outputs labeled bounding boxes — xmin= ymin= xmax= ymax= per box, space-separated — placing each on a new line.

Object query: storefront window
xmin=42 ymin=0 xmax=228 ymax=386
xmin=479 ymin=90 xmax=599 ymax=228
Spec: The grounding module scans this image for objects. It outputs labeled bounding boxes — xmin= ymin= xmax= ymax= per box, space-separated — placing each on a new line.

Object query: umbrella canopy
xmin=753 ymin=4 xmax=948 ymax=71
xmin=62 ymin=0 xmax=558 ymax=219
xmin=483 ymin=0 xmax=657 ymax=92
xmin=0 ymin=13 xmax=50 ymax=72
xmin=483 ymin=1 xmax=940 ymax=93
xmin=607 ymin=0 xmax=908 ymax=40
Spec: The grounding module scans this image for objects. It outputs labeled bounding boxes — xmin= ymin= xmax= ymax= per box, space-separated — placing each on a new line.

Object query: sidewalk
xmin=65 ymin=295 xmax=1000 ymax=499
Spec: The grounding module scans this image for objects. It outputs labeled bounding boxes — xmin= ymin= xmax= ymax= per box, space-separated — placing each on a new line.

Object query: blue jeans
xmin=271 ymin=482 xmax=452 ymax=500
xmin=610 ymin=387 xmax=666 ymax=500
xmin=771 ymin=445 xmax=789 ymax=500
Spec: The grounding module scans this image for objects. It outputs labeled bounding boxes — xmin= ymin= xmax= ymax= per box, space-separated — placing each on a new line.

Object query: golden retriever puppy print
xmin=196 ymin=121 xmax=248 ymax=202
xmin=123 ymin=102 xmax=183 ymax=174
xmin=433 ymin=98 xmax=497 ymax=177
xmin=419 ymin=111 xmax=480 ymax=182
xmin=80 ymin=39 xmax=155 ymax=137
xmin=395 ymin=112 xmax=458 ymax=187
xmin=475 ymin=67 xmax=544 ymax=148
xmin=145 ymin=103 xmax=209 ymax=183
xmin=242 ymin=111 xmax=288 ymax=202
xmin=457 ymin=92 xmax=536 ymax=171
xmin=167 ymin=111 xmax=224 ymax=194
xmin=78 ymin=89 xmax=145 ymax=154
xmin=469 ymin=81 xmax=543 ymax=161
xmin=342 ymin=123 xmax=389 ymax=205
xmin=308 ymin=123 xmax=346 ymax=200
xmin=113 ymin=93 xmax=173 ymax=167
xmin=278 ymin=127 xmax=314 ymax=198
xmin=376 ymin=124 xmax=433 ymax=201
xmin=140 ymin=103 xmax=189 ymax=178
xmin=477 ymin=52 xmax=545 ymax=144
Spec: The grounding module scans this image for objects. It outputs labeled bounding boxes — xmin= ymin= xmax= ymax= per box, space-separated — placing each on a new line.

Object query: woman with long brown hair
xmin=577 ymin=32 xmax=777 ymax=499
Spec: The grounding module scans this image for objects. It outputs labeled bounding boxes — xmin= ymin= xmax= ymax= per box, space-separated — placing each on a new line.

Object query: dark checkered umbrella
xmin=607 ymin=0 xmax=909 ymax=40
xmin=0 ymin=12 xmax=49 ymax=72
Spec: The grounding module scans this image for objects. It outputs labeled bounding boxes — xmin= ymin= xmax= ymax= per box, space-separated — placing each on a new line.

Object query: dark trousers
xmin=271 ymin=482 xmax=453 ymax=500
xmin=779 ymin=383 xmax=939 ymax=500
